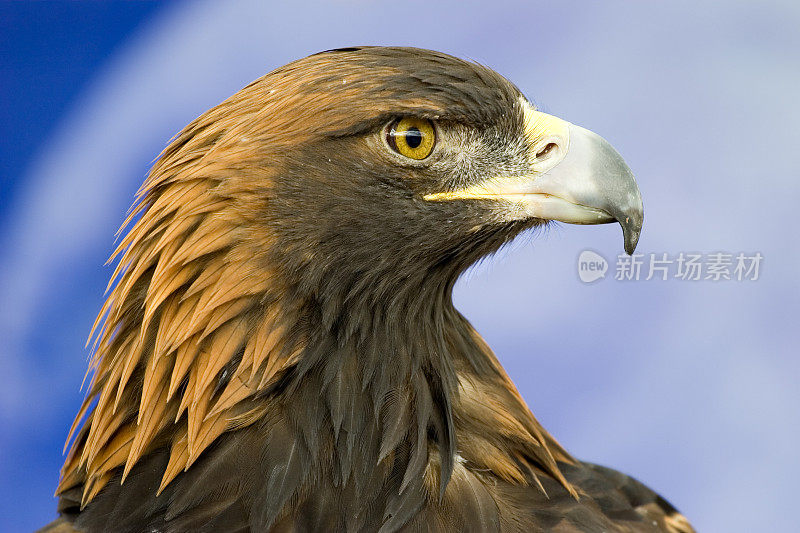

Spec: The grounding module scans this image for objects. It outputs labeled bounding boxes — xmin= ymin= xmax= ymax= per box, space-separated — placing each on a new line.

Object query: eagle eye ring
xmin=385 ymin=117 xmax=436 ymax=160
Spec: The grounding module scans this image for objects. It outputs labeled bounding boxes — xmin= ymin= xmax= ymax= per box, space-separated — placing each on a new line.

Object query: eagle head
xmin=229 ymin=47 xmax=642 ymax=324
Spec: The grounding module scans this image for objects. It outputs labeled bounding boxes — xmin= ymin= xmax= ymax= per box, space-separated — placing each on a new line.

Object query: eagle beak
xmin=521 ymin=116 xmax=644 ymax=255
xmin=424 ymin=104 xmax=644 ymax=254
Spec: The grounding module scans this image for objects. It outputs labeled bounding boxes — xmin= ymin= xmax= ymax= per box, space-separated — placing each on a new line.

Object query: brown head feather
xmin=59 ymin=59 xmax=313 ymax=504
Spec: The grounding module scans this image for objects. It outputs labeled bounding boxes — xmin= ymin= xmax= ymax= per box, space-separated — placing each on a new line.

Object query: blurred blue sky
xmin=1 ymin=1 xmax=798 ymax=531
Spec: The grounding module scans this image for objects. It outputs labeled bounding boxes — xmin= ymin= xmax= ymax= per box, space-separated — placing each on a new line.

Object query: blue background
xmin=2 ymin=2 xmax=798 ymax=531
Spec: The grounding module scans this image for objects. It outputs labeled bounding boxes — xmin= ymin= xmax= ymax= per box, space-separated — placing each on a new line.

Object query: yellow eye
xmin=386 ymin=117 xmax=436 ymax=160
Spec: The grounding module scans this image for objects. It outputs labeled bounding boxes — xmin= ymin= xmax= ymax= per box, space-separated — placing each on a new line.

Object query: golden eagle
xmin=42 ymin=47 xmax=692 ymax=532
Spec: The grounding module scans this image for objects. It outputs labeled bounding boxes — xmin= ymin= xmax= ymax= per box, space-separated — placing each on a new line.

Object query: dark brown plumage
xmin=42 ymin=47 xmax=691 ymax=532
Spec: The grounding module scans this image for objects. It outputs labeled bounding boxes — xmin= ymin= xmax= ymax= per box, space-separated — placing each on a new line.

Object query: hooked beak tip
xmin=622 ymin=219 xmax=642 ymax=255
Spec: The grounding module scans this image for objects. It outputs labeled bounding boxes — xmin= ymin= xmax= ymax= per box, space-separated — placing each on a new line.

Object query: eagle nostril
xmin=536 ymin=142 xmax=558 ymax=160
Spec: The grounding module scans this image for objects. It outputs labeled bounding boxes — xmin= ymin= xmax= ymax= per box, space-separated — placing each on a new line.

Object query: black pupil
xmin=405 ymin=127 xmax=423 ymax=149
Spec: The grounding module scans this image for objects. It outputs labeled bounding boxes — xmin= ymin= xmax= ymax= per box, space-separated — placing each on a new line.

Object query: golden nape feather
xmin=60 ymin=77 xmax=312 ymax=504
xmin=48 ymin=47 xmax=692 ymax=533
